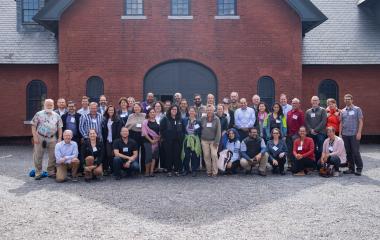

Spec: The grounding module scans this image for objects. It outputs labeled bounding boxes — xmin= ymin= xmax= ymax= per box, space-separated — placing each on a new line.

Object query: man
xmin=229 ymin=92 xmax=239 ymax=112
xmin=193 ymin=93 xmax=206 ymax=121
xmin=339 ymin=94 xmax=364 ymax=176
xmin=31 ymin=99 xmax=63 ymax=180
xmin=55 ymin=130 xmax=80 ymax=182
xmin=173 ymin=92 xmax=182 ymax=106
xmin=163 ymin=100 xmax=172 ymax=113
xmin=98 ymin=95 xmax=107 ymax=115
xmin=77 ymin=96 xmax=90 ymax=115
xmin=280 ymin=93 xmax=292 ymax=116
xmin=113 ymin=127 xmax=139 ymax=180
xmin=142 ymin=92 xmax=155 ymax=113
xmin=286 ymin=98 xmax=304 ymax=169
xmin=305 ymin=96 xmax=327 ymax=162
xmin=79 ymin=102 xmax=103 ymax=140
xmin=319 ymin=127 xmax=346 ymax=177
xmin=234 ymin=98 xmax=259 ymax=140
xmin=55 ymin=98 xmax=67 ymax=116
xmin=251 ymin=94 xmax=261 ymax=112
xmin=240 ymin=128 xmax=268 ymax=176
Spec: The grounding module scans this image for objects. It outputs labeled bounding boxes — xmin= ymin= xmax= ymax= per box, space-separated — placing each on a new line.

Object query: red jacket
xmin=293 ymin=137 xmax=315 ymax=160
xmin=326 ymin=108 xmax=340 ymax=132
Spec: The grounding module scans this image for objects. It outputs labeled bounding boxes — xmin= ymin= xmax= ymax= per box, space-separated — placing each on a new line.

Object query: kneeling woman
xmin=266 ymin=128 xmax=288 ymax=175
xmin=222 ymin=129 xmax=241 ymax=174
xmin=181 ymin=107 xmax=202 ymax=177
xmin=81 ymin=129 xmax=104 ymax=181
xmin=142 ymin=108 xmax=160 ymax=177
xmin=292 ymin=126 xmax=315 ymax=176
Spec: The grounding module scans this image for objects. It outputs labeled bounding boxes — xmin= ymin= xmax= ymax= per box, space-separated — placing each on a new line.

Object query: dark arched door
xmin=144 ymin=60 xmax=218 ymax=104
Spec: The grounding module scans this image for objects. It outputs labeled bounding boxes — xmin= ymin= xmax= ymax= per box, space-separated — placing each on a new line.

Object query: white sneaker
xmin=333 ymin=171 xmax=340 ymax=177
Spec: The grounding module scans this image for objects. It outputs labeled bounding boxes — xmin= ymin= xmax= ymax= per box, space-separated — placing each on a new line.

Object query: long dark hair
xmin=104 ymin=105 xmax=118 ymax=121
xmin=258 ymin=102 xmax=269 ymax=113
xmin=146 ymin=108 xmax=156 ymax=119
xmin=166 ymin=105 xmax=181 ymax=120
xmin=271 ymin=102 xmax=284 ymax=117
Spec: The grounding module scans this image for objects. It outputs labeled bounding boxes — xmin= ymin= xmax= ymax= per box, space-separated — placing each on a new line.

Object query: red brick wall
xmin=58 ymin=0 xmax=302 ymax=105
xmin=0 ymin=64 xmax=58 ymax=137
xmin=302 ymin=65 xmax=380 ymax=135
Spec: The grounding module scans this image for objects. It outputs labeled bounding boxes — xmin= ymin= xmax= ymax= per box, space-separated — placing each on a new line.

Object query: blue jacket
xmin=182 ymin=118 xmax=202 ymax=136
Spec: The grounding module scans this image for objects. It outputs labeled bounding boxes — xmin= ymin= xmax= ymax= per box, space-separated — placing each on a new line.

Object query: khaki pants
xmin=240 ymin=153 xmax=268 ymax=172
xmin=56 ymin=160 xmax=80 ymax=182
xmin=201 ymin=140 xmax=218 ymax=175
xmin=33 ymin=135 xmax=57 ymax=176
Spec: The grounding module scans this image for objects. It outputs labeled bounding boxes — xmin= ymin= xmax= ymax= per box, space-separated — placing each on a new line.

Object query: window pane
xmin=126 ymin=0 xmax=143 ymax=15
xmin=217 ymin=0 xmax=236 ymax=16
xmin=22 ymin=0 xmax=40 ymax=23
xmin=258 ymin=76 xmax=275 ymax=107
xmin=318 ymin=79 xmax=339 ymax=107
xmin=171 ymin=0 xmax=190 ymax=16
xmin=27 ymin=80 xmax=47 ymax=120
xmin=87 ymin=76 xmax=104 ymax=103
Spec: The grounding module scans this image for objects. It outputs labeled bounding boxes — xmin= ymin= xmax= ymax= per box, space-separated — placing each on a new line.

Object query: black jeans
xmin=163 ymin=139 xmax=182 ymax=173
xmin=318 ymin=155 xmax=341 ymax=171
xmin=308 ymin=133 xmax=326 ymax=161
xmin=342 ymin=135 xmax=363 ymax=171
xmin=129 ymin=130 xmax=145 ymax=173
xmin=226 ymin=160 xmax=240 ymax=174
xmin=270 ymin=156 xmax=286 ymax=173
xmin=103 ymin=142 xmax=114 ymax=172
xmin=292 ymin=157 xmax=316 ymax=173
xmin=113 ymin=157 xmax=139 ymax=178
xmin=183 ymin=144 xmax=200 ymax=173
xmin=286 ymin=134 xmax=298 ymax=167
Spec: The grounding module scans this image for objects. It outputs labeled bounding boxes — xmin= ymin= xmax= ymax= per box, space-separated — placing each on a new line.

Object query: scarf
xmin=141 ymin=119 xmax=159 ymax=152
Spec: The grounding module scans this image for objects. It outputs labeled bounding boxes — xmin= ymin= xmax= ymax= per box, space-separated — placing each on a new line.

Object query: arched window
xmin=318 ymin=79 xmax=339 ymax=107
xmin=257 ymin=76 xmax=275 ymax=107
xmin=26 ymin=80 xmax=47 ymax=120
xmin=86 ymin=76 xmax=104 ymax=103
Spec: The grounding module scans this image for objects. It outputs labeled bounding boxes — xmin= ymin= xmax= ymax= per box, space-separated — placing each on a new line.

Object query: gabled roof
xmin=33 ymin=0 xmax=327 ymax=35
xmin=303 ymin=0 xmax=380 ymax=65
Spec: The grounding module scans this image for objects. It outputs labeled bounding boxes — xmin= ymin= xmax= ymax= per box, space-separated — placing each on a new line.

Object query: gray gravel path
xmin=0 ymin=145 xmax=379 ymax=240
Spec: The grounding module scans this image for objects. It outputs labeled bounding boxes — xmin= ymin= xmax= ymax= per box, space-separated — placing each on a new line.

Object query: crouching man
xmin=240 ymin=127 xmax=268 ymax=176
xmin=55 ymin=130 xmax=80 ymax=182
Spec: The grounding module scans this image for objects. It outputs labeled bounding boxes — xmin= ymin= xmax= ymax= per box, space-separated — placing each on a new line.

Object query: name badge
xmin=206 ymin=123 xmax=212 ymax=128
xmin=311 ymin=113 xmax=316 ymax=118
xmin=91 ymin=119 xmax=97 ymax=123
xmin=136 ymin=123 xmax=142 ymax=128
xmin=194 ymin=124 xmax=200 ymax=130
xmin=349 ymin=111 xmax=355 ymax=116
xmin=146 ymin=106 xmax=151 ymax=110
xmin=202 ymin=113 xmax=207 ymax=117
xmin=292 ymin=115 xmax=298 ymax=120
xmin=297 ymin=146 xmax=303 ymax=151
xmin=92 ymin=147 xmax=97 ymax=152
xmin=70 ymin=118 xmax=75 ymax=123
xmin=328 ymin=146 xmax=334 ymax=152
xmin=272 ymin=146 xmax=279 ymax=151
xmin=276 ymin=119 xmax=281 ymax=124
xmin=123 ymin=147 xmax=129 ymax=153
xmin=121 ymin=113 xmax=127 ymax=118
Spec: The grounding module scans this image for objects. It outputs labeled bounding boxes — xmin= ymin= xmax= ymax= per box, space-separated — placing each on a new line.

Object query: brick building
xmin=0 ymin=0 xmax=379 ymax=139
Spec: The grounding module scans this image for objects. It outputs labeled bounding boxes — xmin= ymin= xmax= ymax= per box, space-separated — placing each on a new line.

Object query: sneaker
xmin=293 ymin=171 xmax=305 ymax=176
xmin=333 ymin=171 xmax=340 ymax=177
xmin=167 ymin=172 xmax=172 ymax=177
xmin=355 ymin=170 xmax=362 ymax=176
xmin=258 ymin=171 xmax=267 ymax=177
xmin=343 ymin=169 xmax=355 ymax=174
xmin=34 ymin=175 xmax=42 ymax=180
xmin=174 ymin=172 xmax=180 ymax=177
xmin=192 ymin=172 xmax=197 ymax=177
xmin=48 ymin=174 xmax=56 ymax=178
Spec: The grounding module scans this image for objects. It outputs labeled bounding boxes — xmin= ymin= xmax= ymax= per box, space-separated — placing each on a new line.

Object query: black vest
xmin=244 ymin=137 xmax=262 ymax=158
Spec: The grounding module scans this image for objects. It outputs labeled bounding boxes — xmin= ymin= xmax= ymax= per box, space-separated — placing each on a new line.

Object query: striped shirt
xmin=79 ymin=113 xmax=103 ymax=139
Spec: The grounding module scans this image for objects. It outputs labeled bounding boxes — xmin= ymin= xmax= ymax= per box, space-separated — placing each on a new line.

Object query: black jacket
xmin=61 ymin=112 xmax=83 ymax=139
xmin=81 ymin=138 xmax=104 ymax=165
xmin=101 ymin=117 xmax=124 ymax=143
xmin=159 ymin=116 xmax=184 ymax=141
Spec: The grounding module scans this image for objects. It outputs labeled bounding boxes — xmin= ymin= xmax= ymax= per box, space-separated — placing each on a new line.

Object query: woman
xmin=142 ymin=108 xmax=160 ymax=177
xmin=127 ymin=97 xmax=135 ymax=114
xmin=181 ymin=107 xmax=202 ymax=177
xmin=154 ymin=101 xmax=165 ymax=123
xmin=179 ymin=99 xmax=189 ymax=119
xmin=257 ymin=102 xmax=269 ymax=139
xmin=292 ymin=126 xmax=316 ymax=176
xmin=125 ymin=102 xmax=146 ymax=171
xmin=200 ymin=104 xmax=221 ymax=177
xmin=319 ymin=126 xmax=346 ymax=177
xmin=159 ymin=105 xmax=184 ymax=176
xmin=263 ymin=102 xmax=287 ymax=141
xmin=326 ymin=98 xmax=340 ymax=135
xmin=118 ymin=97 xmax=129 ymax=125
xmin=81 ymin=129 xmax=104 ymax=182
xmin=207 ymin=93 xmax=215 ymax=106
xmin=221 ymin=129 xmax=241 ymax=174
xmin=216 ymin=104 xmax=229 ymax=136
xmin=101 ymin=105 xmax=123 ymax=175
xmin=266 ymin=128 xmax=288 ymax=175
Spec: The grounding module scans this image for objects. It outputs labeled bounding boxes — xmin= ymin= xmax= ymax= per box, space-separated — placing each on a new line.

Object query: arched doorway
xmin=144 ymin=60 xmax=218 ymax=104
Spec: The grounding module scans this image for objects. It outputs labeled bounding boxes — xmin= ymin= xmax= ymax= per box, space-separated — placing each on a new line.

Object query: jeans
xmin=183 ymin=145 xmax=200 ymax=173
xmin=342 ymin=135 xmax=363 ymax=171
xmin=103 ymin=142 xmax=114 ymax=172
xmin=113 ymin=157 xmax=139 ymax=178
xmin=309 ymin=133 xmax=326 ymax=161
xmin=286 ymin=134 xmax=298 ymax=167
xmin=318 ymin=155 xmax=341 ymax=171
xmin=269 ymin=156 xmax=286 ymax=173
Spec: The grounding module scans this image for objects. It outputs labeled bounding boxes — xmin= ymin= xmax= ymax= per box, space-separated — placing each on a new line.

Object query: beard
xmin=45 ymin=108 xmax=53 ymax=113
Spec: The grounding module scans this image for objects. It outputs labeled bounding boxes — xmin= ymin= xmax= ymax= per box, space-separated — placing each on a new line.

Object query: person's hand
xmin=123 ymin=161 xmax=131 ymax=168
xmin=33 ymin=136 xmax=39 ymax=145
xmin=255 ymin=153 xmax=262 ymax=161
xmin=356 ymin=132 xmax=362 ymax=141
xmin=311 ymin=129 xmax=316 ymax=135
xmin=272 ymin=160 xmax=278 ymax=166
xmin=57 ymin=139 xmax=62 ymax=143
xmin=334 ymin=111 xmax=340 ymax=116
xmin=213 ymin=143 xmax=219 ymax=148
xmin=279 ymin=152 xmax=285 ymax=158
xmin=59 ymin=158 xmax=66 ymax=164
xmin=296 ymin=154 xmax=302 ymax=160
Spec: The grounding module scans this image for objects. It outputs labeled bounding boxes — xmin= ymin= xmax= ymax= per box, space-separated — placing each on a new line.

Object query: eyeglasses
xmin=273 ymin=132 xmax=280 ymax=135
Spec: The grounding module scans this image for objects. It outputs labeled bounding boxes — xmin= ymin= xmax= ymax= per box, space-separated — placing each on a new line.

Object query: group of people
xmin=31 ymin=91 xmax=364 ymax=182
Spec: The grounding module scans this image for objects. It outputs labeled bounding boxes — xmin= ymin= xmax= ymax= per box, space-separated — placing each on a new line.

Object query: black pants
xmin=308 ymin=133 xmax=326 ymax=162
xmin=270 ymin=156 xmax=286 ymax=173
xmin=103 ymin=142 xmax=114 ymax=172
xmin=183 ymin=143 xmax=200 ymax=173
xmin=318 ymin=155 xmax=341 ymax=171
xmin=226 ymin=161 xmax=240 ymax=174
xmin=286 ymin=134 xmax=298 ymax=167
xmin=292 ymin=157 xmax=316 ymax=173
xmin=163 ymin=139 xmax=182 ymax=173
xmin=342 ymin=135 xmax=363 ymax=171
xmin=129 ymin=130 xmax=145 ymax=173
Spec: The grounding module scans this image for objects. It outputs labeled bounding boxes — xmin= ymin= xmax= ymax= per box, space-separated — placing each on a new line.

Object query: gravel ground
xmin=0 ymin=145 xmax=379 ymax=240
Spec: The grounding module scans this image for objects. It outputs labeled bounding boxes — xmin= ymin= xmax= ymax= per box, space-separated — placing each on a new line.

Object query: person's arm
xmin=129 ymin=150 xmax=138 ymax=162
xmin=260 ymin=139 xmax=266 ymax=154
xmin=214 ymin=118 xmax=221 ymax=145
xmin=339 ymin=113 xmax=343 ymax=136
xmin=54 ymin=143 xmax=64 ymax=164
xmin=293 ymin=140 xmax=299 ymax=158
xmin=79 ymin=115 xmax=88 ymax=138
xmin=57 ymin=127 xmax=62 ymax=142
xmin=234 ymin=110 xmax=241 ymax=129
xmin=357 ymin=110 xmax=364 ymax=140
xmin=304 ymin=110 xmax=312 ymax=132
xmin=302 ymin=139 xmax=315 ymax=159
xmin=114 ymin=149 xmax=128 ymax=160
xmin=31 ymin=125 xmax=39 ymax=144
